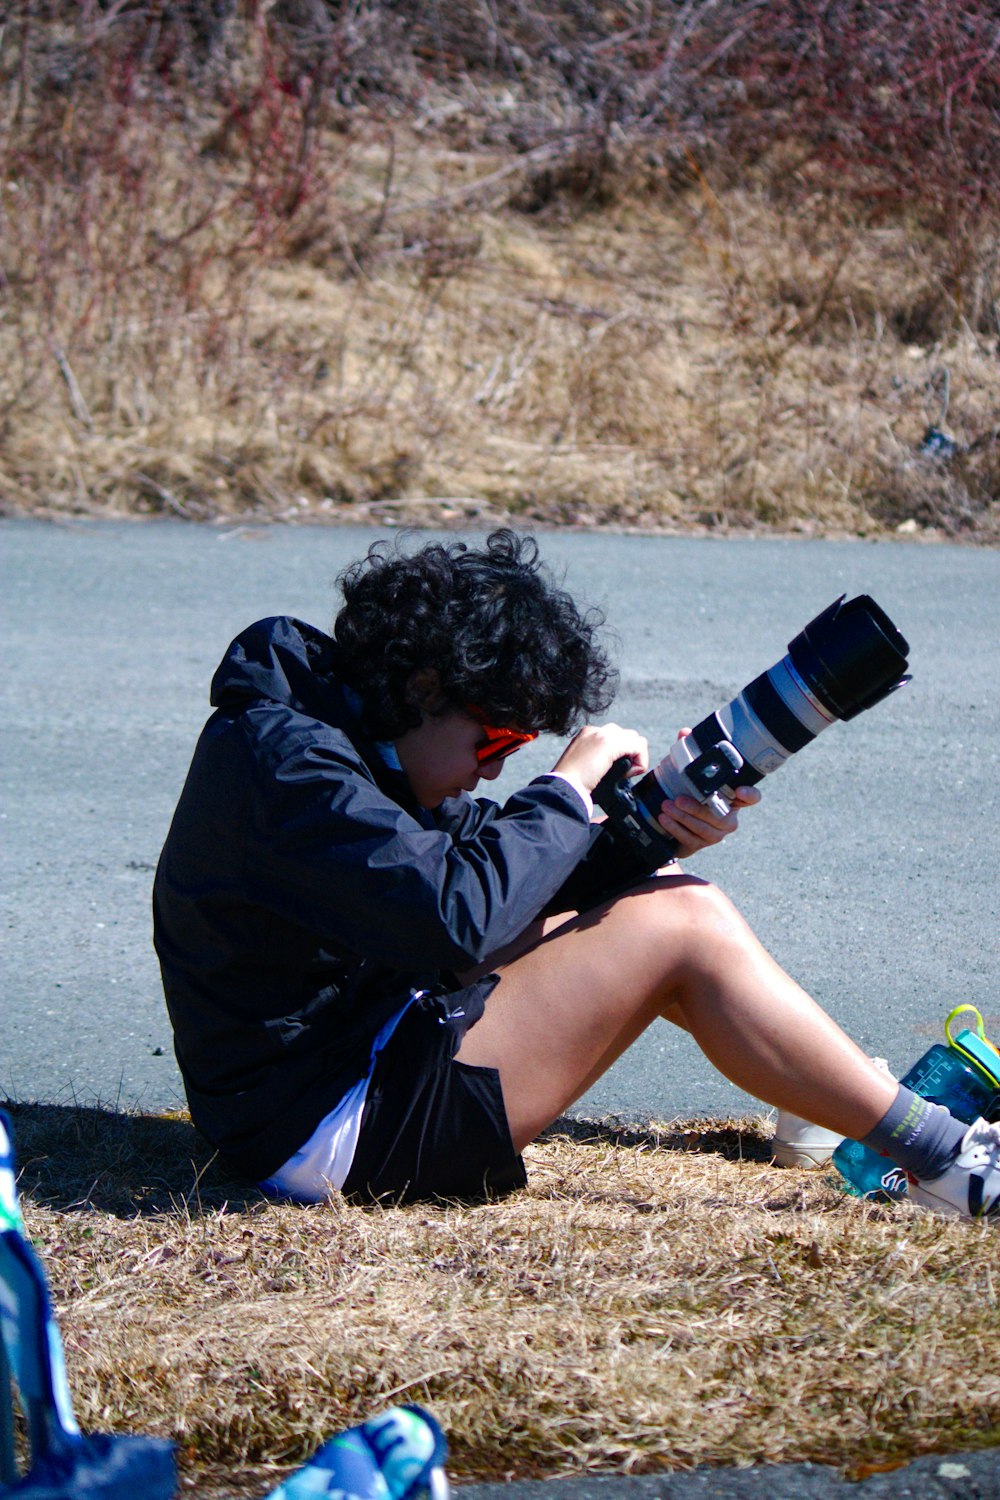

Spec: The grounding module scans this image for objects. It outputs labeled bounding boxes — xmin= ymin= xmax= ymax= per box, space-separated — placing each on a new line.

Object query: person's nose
xmin=479 ymin=760 xmax=505 ymax=782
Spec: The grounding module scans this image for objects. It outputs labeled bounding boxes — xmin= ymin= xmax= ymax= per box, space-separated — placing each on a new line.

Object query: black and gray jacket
xmin=153 ymin=616 xmax=596 ymax=1181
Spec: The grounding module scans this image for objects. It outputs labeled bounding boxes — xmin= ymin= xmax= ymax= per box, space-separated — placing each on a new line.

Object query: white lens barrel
xmin=650 ymin=650 xmax=839 ymax=802
xmin=768 ymin=656 xmax=838 ymax=738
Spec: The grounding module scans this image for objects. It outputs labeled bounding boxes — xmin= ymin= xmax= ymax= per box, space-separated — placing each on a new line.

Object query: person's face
xmin=394 ymin=707 xmax=507 ymax=809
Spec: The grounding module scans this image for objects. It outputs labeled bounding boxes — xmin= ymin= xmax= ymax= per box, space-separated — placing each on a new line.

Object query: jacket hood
xmin=209 ymin=614 xmax=431 ymax=823
xmin=210 ymin=617 xmax=349 ymax=725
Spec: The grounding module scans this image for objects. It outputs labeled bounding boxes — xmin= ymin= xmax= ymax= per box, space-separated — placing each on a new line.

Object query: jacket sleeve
xmin=242 ymin=727 xmax=594 ymax=971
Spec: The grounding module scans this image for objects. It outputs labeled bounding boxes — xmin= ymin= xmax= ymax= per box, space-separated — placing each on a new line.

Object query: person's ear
xmin=405 ymin=668 xmax=443 ymax=713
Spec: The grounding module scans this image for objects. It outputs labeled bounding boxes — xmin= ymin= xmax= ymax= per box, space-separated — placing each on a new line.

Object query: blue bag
xmin=0 ymin=1110 xmax=176 ymax=1498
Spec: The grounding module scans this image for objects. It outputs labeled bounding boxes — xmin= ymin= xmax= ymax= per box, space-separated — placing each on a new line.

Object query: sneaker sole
xmin=771 ymin=1139 xmax=842 ymax=1168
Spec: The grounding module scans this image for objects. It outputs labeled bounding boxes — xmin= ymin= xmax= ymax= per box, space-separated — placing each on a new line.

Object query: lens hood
xmin=787 ymin=594 xmax=909 ymax=721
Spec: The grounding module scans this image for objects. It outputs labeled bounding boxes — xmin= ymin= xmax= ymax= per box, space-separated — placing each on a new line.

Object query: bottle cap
xmin=945 ymin=1005 xmax=1000 ymax=1089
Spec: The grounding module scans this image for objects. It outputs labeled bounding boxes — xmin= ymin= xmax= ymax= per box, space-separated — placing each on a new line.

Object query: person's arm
xmin=247 ymin=734 xmax=593 ymax=971
xmin=539 ymin=723 xmax=761 ymax=914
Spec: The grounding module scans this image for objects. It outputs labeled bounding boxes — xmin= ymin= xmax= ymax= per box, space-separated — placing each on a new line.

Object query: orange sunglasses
xmin=466 ymin=706 xmax=538 ymax=767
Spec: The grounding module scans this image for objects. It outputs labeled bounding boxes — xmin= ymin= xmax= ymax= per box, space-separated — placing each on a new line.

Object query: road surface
xmin=3 ymin=517 xmax=998 ymax=1124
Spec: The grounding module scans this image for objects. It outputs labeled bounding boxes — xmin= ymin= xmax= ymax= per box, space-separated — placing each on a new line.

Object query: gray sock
xmin=861 ymin=1084 xmax=967 ymax=1181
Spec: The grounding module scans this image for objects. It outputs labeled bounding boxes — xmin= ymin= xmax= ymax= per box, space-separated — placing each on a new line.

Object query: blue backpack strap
xmin=1 ymin=1311 xmax=15 ymax=1487
xmin=0 ymin=1111 xmax=82 ymax=1470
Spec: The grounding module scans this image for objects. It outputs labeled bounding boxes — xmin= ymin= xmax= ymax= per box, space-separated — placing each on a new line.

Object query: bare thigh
xmin=455 ymin=874 xmax=723 ymax=1149
xmin=455 ymin=874 xmax=896 ymax=1153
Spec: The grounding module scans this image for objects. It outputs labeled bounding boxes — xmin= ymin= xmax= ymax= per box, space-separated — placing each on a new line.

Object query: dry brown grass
xmin=6 ymin=1101 xmax=1000 ymax=1499
xmin=1 ymin=6 xmax=997 ymax=541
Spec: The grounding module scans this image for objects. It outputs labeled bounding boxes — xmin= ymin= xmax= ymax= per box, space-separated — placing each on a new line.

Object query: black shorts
xmin=341 ymin=981 xmax=527 ymax=1205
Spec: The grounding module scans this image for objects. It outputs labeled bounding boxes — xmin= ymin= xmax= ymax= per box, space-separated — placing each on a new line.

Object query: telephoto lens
xmin=589 ymin=594 xmax=909 ymax=891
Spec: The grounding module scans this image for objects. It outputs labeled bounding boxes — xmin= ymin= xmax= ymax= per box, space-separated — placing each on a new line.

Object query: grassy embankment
xmin=1 ymin=2 xmax=998 ymax=538
xmin=7 ymin=1099 xmax=1000 ymax=1499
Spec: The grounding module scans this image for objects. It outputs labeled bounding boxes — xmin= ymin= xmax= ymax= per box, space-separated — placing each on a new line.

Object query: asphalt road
xmin=463 ymin=1447 xmax=1000 ymax=1500
xmin=3 ymin=517 xmax=999 ymax=1123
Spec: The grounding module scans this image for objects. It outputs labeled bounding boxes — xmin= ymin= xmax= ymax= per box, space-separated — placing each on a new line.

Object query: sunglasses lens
xmin=474 ymin=723 xmax=537 ymax=766
xmin=466 ymin=705 xmax=537 ymax=766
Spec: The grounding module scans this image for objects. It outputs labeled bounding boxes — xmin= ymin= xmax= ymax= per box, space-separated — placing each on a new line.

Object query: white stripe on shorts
xmin=257 ymin=993 xmax=420 ymax=1203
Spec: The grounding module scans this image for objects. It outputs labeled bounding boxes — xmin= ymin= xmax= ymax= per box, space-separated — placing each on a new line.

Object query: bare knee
xmin=666 ymin=878 xmax=748 ymax=945
xmin=608 ymin=875 xmax=754 ymax=975
xmin=621 ymin=872 xmax=744 ymax=928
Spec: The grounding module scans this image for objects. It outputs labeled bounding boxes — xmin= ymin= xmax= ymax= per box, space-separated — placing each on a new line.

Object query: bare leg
xmin=456 ymin=874 xmax=897 ymax=1154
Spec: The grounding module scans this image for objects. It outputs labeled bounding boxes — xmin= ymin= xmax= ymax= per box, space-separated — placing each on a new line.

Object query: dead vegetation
xmin=6 ymin=1100 xmax=1000 ymax=1498
xmin=0 ymin=2 xmax=997 ymax=539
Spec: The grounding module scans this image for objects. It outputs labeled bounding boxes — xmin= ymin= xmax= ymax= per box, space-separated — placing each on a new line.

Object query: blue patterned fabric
xmin=263 ymin=1406 xmax=448 ymax=1500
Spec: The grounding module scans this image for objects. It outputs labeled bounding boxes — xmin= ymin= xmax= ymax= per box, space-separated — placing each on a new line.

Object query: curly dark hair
xmin=331 ymin=530 xmax=617 ymax=740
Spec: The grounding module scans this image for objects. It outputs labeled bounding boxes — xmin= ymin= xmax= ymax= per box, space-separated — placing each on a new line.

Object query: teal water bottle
xmin=833 ymin=1005 xmax=1000 ymax=1199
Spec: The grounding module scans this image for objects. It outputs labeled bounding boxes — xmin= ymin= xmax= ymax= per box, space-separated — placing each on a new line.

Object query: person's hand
xmin=550 ymin=723 xmax=649 ymax=795
xmin=653 ymin=727 xmax=761 ymax=858
xmin=653 ymin=783 xmax=761 ymax=858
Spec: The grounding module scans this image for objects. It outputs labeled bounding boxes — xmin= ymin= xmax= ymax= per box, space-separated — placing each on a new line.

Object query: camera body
xmin=592 ymin=594 xmax=910 ymax=880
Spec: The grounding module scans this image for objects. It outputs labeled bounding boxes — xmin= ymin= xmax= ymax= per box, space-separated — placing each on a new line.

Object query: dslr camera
xmin=591 ymin=594 xmax=909 ymax=884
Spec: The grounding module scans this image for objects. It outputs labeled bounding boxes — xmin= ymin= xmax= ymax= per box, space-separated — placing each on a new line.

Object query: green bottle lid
xmin=945 ymin=1004 xmax=1000 ymax=1090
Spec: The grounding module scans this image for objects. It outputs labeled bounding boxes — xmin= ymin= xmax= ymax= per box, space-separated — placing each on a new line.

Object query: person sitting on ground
xmin=153 ymin=529 xmax=1000 ymax=1219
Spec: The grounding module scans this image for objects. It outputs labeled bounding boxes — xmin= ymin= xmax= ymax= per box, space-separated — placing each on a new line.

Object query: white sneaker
xmin=771 ymin=1110 xmax=844 ymax=1168
xmin=909 ymin=1118 xmax=1000 ymax=1220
